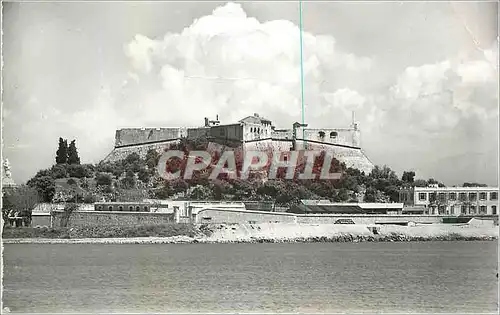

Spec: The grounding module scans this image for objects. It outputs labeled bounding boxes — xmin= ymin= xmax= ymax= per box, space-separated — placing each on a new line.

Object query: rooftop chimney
xmin=254 ymin=113 xmax=259 ymax=117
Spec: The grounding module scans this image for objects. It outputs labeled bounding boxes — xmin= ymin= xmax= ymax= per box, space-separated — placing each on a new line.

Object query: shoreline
xmin=3 ymin=223 xmax=498 ymax=245
xmin=3 ymin=236 xmax=497 ymax=245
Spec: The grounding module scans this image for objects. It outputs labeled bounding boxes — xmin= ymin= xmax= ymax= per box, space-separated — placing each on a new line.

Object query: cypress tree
xmin=55 ymin=137 xmax=68 ymax=164
xmin=67 ymin=140 xmax=81 ymax=165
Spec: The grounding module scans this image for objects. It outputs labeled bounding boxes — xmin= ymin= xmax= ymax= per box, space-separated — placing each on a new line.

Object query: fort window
xmin=108 ymin=206 xmax=113 ymax=211
xmin=97 ymin=206 xmax=103 ymax=211
xmin=469 ymin=193 xmax=477 ymax=201
xmin=250 ymin=128 xmax=253 ymax=132
xmin=330 ymin=131 xmax=338 ymax=139
xmin=492 ymin=205 xmax=497 ymax=215
xmin=448 ymin=192 xmax=456 ymax=200
xmin=129 ymin=206 xmax=134 ymax=211
xmin=438 ymin=193 xmax=446 ymax=202
xmin=418 ymin=193 xmax=427 ymax=201
xmin=490 ymin=192 xmax=498 ymax=200
xmin=136 ymin=206 xmax=140 ymax=211
xmin=144 ymin=206 xmax=148 ymax=211
xmin=459 ymin=193 xmax=467 ymax=201
xmin=479 ymin=206 xmax=487 ymax=214
xmin=479 ymin=192 xmax=487 ymax=200
xmin=318 ymin=131 xmax=325 ymax=138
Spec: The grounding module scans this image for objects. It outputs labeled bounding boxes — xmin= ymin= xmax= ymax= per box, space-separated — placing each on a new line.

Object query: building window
xmin=318 ymin=131 xmax=325 ymax=138
xmin=490 ymin=192 xmax=498 ymax=200
xmin=330 ymin=131 xmax=338 ymax=139
xmin=144 ymin=206 xmax=148 ymax=211
xmin=470 ymin=205 xmax=476 ymax=214
xmin=438 ymin=193 xmax=446 ymax=202
xmin=108 ymin=206 xmax=113 ymax=211
xmin=419 ymin=193 xmax=427 ymax=201
xmin=97 ymin=206 xmax=103 ymax=211
xmin=136 ymin=206 xmax=140 ymax=211
xmin=129 ymin=206 xmax=134 ymax=211
xmin=283 ymin=155 xmax=288 ymax=162
xmin=459 ymin=193 xmax=467 ymax=201
xmin=492 ymin=205 xmax=497 ymax=215
xmin=479 ymin=206 xmax=487 ymax=214
xmin=461 ymin=205 xmax=467 ymax=214
xmin=449 ymin=192 xmax=456 ymax=201
xmin=469 ymin=193 xmax=477 ymax=201
xmin=479 ymin=192 xmax=487 ymax=200
xmin=438 ymin=205 xmax=446 ymax=215
xmin=118 ymin=206 xmax=123 ymax=211
xmin=429 ymin=193 xmax=437 ymax=202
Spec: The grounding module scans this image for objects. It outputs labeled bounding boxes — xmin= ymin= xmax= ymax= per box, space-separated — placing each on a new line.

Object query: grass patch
xmin=2 ymin=224 xmax=197 ymax=239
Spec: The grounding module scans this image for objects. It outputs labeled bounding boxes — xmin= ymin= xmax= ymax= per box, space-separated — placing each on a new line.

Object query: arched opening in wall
xmin=118 ymin=206 xmax=123 ymax=211
xmin=330 ymin=131 xmax=338 ymax=139
xmin=129 ymin=206 xmax=134 ymax=211
xmin=144 ymin=206 xmax=149 ymax=212
xmin=136 ymin=206 xmax=140 ymax=212
xmin=318 ymin=131 xmax=325 ymax=138
xmin=97 ymin=206 xmax=103 ymax=211
xmin=250 ymin=127 xmax=253 ymax=132
xmin=108 ymin=206 xmax=113 ymax=211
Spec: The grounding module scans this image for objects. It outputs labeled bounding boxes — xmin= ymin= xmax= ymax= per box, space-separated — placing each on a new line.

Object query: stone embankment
xmin=3 ymin=223 xmax=498 ymax=244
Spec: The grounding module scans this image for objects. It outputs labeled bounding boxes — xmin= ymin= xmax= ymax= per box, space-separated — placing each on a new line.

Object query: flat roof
xmin=414 ymin=187 xmax=498 ymax=191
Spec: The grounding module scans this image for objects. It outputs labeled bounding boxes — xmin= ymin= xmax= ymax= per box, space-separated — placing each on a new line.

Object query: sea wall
xmin=51 ymin=211 xmax=175 ymax=228
xmin=195 ymin=208 xmax=498 ymax=226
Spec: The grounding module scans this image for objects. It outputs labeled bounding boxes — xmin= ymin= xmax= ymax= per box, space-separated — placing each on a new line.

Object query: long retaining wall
xmin=51 ymin=211 xmax=175 ymax=228
xmin=50 ymin=209 xmax=499 ymax=228
xmin=195 ymin=208 xmax=499 ymax=225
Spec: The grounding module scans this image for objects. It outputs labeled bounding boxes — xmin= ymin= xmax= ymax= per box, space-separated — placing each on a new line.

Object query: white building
xmin=413 ymin=186 xmax=499 ymax=215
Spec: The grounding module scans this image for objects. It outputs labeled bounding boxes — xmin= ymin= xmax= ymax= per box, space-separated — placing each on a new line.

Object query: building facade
xmin=413 ymin=186 xmax=499 ymax=215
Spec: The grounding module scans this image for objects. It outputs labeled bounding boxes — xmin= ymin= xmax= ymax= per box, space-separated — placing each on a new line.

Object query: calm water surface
xmin=3 ymin=241 xmax=498 ymax=313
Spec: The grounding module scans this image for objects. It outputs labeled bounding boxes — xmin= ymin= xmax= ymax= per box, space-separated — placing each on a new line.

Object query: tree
xmin=401 ymin=171 xmax=415 ymax=184
xmin=96 ymin=172 xmax=113 ymax=186
xmin=27 ymin=169 xmax=56 ymax=202
xmin=60 ymin=203 xmax=77 ymax=228
xmin=67 ymin=140 xmax=81 ymax=165
xmin=2 ymin=185 xmax=40 ymax=227
xmin=55 ymin=138 xmax=68 ymax=164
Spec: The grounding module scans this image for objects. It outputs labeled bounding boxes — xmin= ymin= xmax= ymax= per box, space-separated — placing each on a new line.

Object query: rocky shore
xmin=3 ymin=222 xmax=498 ymax=244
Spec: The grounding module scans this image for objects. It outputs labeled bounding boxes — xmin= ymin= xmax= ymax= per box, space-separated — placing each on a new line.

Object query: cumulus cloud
xmin=118 ymin=2 xmax=372 ymax=129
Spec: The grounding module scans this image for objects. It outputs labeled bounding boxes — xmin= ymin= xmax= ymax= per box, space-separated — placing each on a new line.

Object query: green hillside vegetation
xmin=23 ymin=136 xmax=447 ymax=208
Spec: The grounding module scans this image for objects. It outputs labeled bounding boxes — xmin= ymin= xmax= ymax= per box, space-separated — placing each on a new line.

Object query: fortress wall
xmin=115 ymin=128 xmax=187 ymax=147
xmin=271 ymin=129 xmax=293 ymax=140
xmin=208 ymin=124 xmax=243 ymax=143
xmin=297 ymin=128 xmax=355 ymax=147
xmin=296 ymin=142 xmax=374 ymax=174
xmin=102 ymin=140 xmax=179 ymax=163
xmin=187 ymin=127 xmax=210 ymax=139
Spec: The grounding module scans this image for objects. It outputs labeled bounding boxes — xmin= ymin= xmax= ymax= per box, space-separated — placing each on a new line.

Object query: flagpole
xmin=299 ymin=0 xmax=306 ymax=147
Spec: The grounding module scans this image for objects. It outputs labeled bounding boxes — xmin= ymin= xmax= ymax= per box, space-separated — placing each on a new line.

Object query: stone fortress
xmin=102 ymin=113 xmax=374 ymax=174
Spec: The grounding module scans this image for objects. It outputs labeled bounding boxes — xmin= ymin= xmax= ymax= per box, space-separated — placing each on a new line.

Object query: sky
xmin=1 ymin=1 xmax=499 ymax=186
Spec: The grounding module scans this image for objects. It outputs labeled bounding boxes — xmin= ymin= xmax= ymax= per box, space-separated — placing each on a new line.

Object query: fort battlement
xmin=103 ymin=114 xmax=374 ymax=174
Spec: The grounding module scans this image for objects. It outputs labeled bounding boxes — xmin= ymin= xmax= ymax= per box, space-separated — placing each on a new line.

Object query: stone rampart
xmin=115 ymin=128 xmax=187 ymax=147
xmin=102 ymin=140 xmax=179 ymax=163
